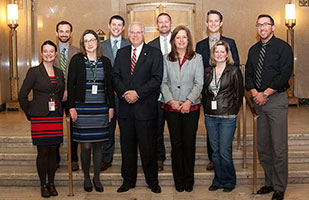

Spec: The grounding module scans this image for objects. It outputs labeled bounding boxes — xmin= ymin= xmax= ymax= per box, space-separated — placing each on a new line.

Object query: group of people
xmin=18 ymin=9 xmax=292 ymax=200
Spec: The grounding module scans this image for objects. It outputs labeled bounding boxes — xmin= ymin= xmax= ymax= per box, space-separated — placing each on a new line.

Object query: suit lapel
xmin=106 ymin=39 xmax=114 ymax=59
xmin=205 ymin=37 xmax=210 ymax=57
xmin=39 ymin=63 xmax=54 ymax=90
xmin=131 ymin=44 xmax=148 ymax=78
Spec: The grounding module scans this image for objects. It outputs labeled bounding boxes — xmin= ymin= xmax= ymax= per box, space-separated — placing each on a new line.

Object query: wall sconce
xmin=6 ymin=3 xmax=19 ymax=111
xmin=285 ymin=1 xmax=299 ymax=107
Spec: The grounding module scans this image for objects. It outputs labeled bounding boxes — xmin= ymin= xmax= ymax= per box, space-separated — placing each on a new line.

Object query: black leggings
xmin=36 ymin=145 xmax=57 ymax=186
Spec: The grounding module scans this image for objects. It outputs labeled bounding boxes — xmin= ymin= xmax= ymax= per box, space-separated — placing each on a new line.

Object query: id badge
xmin=211 ymin=100 xmax=217 ymax=110
xmin=92 ymin=85 xmax=98 ymax=94
xmin=49 ymin=101 xmax=55 ymax=111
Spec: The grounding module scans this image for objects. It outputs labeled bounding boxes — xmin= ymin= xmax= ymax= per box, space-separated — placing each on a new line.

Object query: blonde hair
xmin=209 ymin=40 xmax=234 ymax=67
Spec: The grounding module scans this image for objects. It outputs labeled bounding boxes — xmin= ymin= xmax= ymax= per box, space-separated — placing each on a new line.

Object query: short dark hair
xmin=80 ymin=29 xmax=103 ymax=58
xmin=168 ymin=25 xmax=195 ymax=62
xmin=257 ymin=14 xmax=275 ymax=25
xmin=109 ymin=15 xmax=125 ymax=26
xmin=41 ymin=40 xmax=57 ymax=52
xmin=56 ymin=21 xmax=73 ymax=32
xmin=207 ymin=10 xmax=223 ymax=22
xmin=157 ymin=13 xmax=172 ymax=23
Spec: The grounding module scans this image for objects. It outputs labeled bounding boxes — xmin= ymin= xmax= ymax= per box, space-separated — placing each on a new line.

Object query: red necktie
xmin=131 ymin=48 xmax=137 ymax=75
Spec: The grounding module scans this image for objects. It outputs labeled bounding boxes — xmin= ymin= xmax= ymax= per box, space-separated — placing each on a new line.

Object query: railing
xmin=237 ymin=65 xmax=259 ymax=194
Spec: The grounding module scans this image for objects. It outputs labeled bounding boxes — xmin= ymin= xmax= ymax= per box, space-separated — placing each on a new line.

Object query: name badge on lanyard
xmin=92 ymin=84 xmax=98 ymax=94
xmin=49 ymin=99 xmax=55 ymax=111
xmin=211 ymin=100 xmax=217 ymax=110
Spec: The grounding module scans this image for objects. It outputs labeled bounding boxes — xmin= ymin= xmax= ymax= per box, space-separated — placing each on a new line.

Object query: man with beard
xmin=196 ymin=10 xmax=239 ymax=171
xmin=148 ymin=13 xmax=172 ymax=171
xmin=54 ymin=21 xmax=80 ymax=170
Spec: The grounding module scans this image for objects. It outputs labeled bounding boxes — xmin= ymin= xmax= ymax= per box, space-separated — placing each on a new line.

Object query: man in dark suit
xmin=53 ymin=21 xmax=80 ymax=171
xmin=112 ymin=22 xmax=163 ymax=193
xmin=148 ymin=12 xmax=172 ymax=171
xmin=196 ymin=10 xmax=240 ymax=171
xmin=101 ymin=15 xmax=130 ymax=171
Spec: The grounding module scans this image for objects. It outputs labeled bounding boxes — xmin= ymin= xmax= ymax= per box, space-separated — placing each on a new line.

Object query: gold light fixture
xmin=285 ymin=0 xmax=299 ymax=107
xmin=6 ymin=3 xmax=20 ymax=111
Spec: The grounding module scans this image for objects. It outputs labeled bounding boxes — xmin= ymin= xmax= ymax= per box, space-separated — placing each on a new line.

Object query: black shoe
xmin=175 ymin=185 xmax=184 ymax=192
xmin=92 ymin=179 xmax=104 ymax=192
xmin=84 ymin=181 xmax=93 ymax=192
xmin=150 ymin=184 xmax=161 ymax=193
xmin=257 ymin=186 xmax=274 ymax=194
xmin=48 ymin=183 xmax=58 ymax=196
xmin=41 ymin=184 xmax=51 ymax=198
xmin=223 ymin=187 xmax=234 ymax=192
xmin=184 ymin=185 xmax=193 ymax=192
xmin=272 ymin=190 xmax=284 ymax=200
xmin=157 ymin=160 xmax=164 ymax=171
xmin=72 ymin=162 xmax=79 ymax=171
xmin=208 ymin=185 xmax=220 ymax=191
xmin=117 ymin=184 xmax=135 ymax=193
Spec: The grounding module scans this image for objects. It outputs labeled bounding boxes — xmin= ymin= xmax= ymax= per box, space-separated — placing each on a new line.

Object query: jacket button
xmin=177 ymin=86 xmax=180 ymax=88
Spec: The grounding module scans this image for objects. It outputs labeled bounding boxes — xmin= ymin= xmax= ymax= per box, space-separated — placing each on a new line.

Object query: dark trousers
xmin=118 ymin=109 xmax=158 ymax=187
xmin=57 ymin=101 xmax=79 ymax=164
xmin=254 ymin=92 xmax=288 ymax=192
xmin=157 ymin=101 xmax=166 ymax=162
xmin=165 ymin=109 xmax=200 ymax=187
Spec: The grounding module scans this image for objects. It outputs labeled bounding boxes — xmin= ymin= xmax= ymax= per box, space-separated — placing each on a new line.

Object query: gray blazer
xmin=161 ymin=53 xmax=204 ymax=105
xmin=101 ymin=37 xmax=131 ymax=66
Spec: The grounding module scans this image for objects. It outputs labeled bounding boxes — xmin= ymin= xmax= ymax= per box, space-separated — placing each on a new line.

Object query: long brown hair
xmin=80 ymin=29 xmax=103 ymax=58
xmin=167 ymin=25 xmax=195 ymax=62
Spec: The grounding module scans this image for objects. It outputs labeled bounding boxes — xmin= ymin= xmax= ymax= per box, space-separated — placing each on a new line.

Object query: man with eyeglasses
xmin=54 ymin=21 xmax=80 ymax=171
xmin=148 ymin=12 xmax=173 ymax=172
xmin=100 ymin=15 xmax=130 ymax=172
xmin=196 ymin=9 xmax=239 ymax=171
xmin=245 ymin=14 xmax=293 ymax=200
xmin=112 ymin=22 xmax=163 ymax=193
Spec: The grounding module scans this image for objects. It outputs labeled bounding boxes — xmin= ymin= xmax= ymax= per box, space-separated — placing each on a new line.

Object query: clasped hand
xmin=124 ymin=90 xmax=138 ymax=104
xmin=170 ymin=100 xmax=192 ymax=114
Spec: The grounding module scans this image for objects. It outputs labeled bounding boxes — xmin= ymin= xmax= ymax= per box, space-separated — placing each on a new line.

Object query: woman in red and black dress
xmin=19 ymin=40 xmax=65 ymax=198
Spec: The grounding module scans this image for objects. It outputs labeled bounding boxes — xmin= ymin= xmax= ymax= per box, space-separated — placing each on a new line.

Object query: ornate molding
xmin=299 ymin=0 xmax=309 ymax=6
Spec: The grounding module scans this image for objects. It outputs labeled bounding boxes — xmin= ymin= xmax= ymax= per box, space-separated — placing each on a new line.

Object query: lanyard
xmin=86 ymin=57 xmax=98 ymax=83
xmin=213 ymin=69 xmax=222 ymax=99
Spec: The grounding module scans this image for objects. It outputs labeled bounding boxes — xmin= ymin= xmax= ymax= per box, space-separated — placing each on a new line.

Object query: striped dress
xmin=72 ymin=58 xmax=109 ymax=143
xmin=30 ymin=76 xmax=63 ymax=146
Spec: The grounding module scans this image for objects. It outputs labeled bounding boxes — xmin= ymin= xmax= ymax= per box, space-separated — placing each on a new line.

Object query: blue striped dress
xmin=72 ymin=58 xmax=109 ymax=143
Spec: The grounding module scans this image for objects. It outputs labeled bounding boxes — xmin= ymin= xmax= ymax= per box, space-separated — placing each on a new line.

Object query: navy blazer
xmin=101 ymin=38 xmax=131 ymax=66
xmin=111 ymin=43 xmax=163 ymax=120
xmin=196 ymin=36 xmax=240 ymax=68
xmin=19 ymin=63 xmax=65 ymax=119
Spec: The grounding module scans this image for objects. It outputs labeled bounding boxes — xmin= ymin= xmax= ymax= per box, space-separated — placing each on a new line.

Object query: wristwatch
xmin=263 ymin=92 xmax=268 ymax=98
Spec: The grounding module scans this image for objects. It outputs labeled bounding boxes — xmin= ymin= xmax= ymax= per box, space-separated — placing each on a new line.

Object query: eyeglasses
xmin=256 ymin=23 xmax=273 ymax=28
xmin=84 ymin=38 xmax=97 ymax=44
xmin=129 ymin=31 xmax=143 ymax=35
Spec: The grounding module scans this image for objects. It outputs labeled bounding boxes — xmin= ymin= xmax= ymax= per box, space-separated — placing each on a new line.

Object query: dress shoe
xmin=48 ymin=183 xmax=58 ymax=196
xmin=223 ymin=187 xmax=234 ymax=192
xmin=184 ymin=185 xmax=193 ymax=192
xmin=175 ymin=185 xmax=184 ymax=192
xmin=206 ymin=161 xmax=214 ymax=170
xmin=117 ymin=184 xmax=135 ymax=193
xmin=41 ymin=184 xmax=51 ymax=198
xmin=72 ymin=162 xmax=79 ymax=171
xmin=150 ymin=184 xmax=161 ymax=193
xmin=208 ymin=185 xmax=220 ymax=191
xmin=92 ymin=179 xmax=104 ymax=192
xmin=257 ymin=186 xmax=274 ymax=194
xmin=272 ymin=190 xmax=284 ymax=200
xmin=84 ymin=181 xmax=93 ymax=192
xmin=157 ymin=160 xmax=164 ymax=171
xmin=100 ymin=162 xmax=112 ymax=171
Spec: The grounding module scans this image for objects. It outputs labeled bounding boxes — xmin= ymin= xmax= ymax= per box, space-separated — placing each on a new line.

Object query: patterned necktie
xmin=131 ymin=48 xmax=137 ymax=75
xmin=255 ymin=43 xmax=268 ymax=89
xmin=112 ymin=40 xmax=118 ymax=58
xmin=163 ymin=38 xmax=168 ymax=55
xmin=60 ymin=48 xmax=66 ymax=74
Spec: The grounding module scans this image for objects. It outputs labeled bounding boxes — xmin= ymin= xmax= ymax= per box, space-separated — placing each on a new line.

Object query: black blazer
xmin=67 ymin=53 xmax=115 ymax=109
xmin=111 ymin=44 xmax=163 ymax=120
xmin=148 ymin=37 xmax=161 ymax=51
xmin=18 ymin=63 xmax=65 ymax=120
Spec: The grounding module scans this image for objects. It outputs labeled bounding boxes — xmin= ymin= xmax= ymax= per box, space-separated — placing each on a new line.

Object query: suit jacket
xmin=101 ymin=38 xmax=131 ymax=66
xmin=148 ymin=37 xmax=160 ymax=51
xmin=111 ymin=43 xmax=163 ymax=120
xmin=160 ymin=53 xmax=204 ymax=105
xmin=196 ymin=35 xmax=240 ymax=68
xmin=54 ymin=44 xmax=79 ymax=89
xmin=18 ymin=63 xmax=65 ymax=119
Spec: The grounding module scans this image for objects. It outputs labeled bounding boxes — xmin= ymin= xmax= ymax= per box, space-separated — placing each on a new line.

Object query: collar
xmin=59 ymin=43 xmax=69 ymax=51
xmin=131 ymin=42 xmax=144 ymax=51
xmin=159 ymin=32 xmax=171 ymax=41
xmin=110 ymin=36 xmax=122 ymax=43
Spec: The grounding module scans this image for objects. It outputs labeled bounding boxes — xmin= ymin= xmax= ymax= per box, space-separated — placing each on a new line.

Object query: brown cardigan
xmin=18 ymin=63 xmax=65 ymax=120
